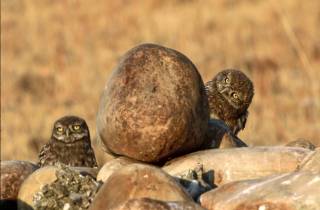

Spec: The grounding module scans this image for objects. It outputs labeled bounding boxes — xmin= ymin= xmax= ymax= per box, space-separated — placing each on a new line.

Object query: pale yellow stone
xmin=200 ymin=171 xmax=320 ymax=210
xmin=163 ymin=146 xmax=311 ymax=186
xmin=97 ymin=157 xmax=140 ymax=182
xmin=298 ymin=148 xmax=320 ymax=173
xmin=17 ymin=166 xmax=58 ymax=209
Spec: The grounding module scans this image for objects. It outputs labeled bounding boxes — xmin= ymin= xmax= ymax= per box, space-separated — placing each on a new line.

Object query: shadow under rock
xmin=0 ymin=199 xmax=33 ymax=210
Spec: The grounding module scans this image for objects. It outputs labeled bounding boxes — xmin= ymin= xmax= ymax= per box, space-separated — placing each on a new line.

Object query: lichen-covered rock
xmin=163 ymin=147 xmax=311 ymax=186
xmin=200 ymin=171 xmax=320 ymax=210
xmin=0 ymin=161 xmax=38 ymax=208
xmin=97 ymin=43 xmax=209 ymax=163
xmin=18 ymin=166 xmax=58 ymax=210
xmin=112 ymin=198 xmax=206 ymax=210
xmin=34 ymin=165 xmax=100 ymax=210
xmin=202 ymin=119 xmax=247 ymax=149
xmin=89 ymin=164 xmax=192 ymax=210
xmin=18 ymin=165 xmax=100 ymax=210
xmin=97 ymin=157 xmax=140 ymax=182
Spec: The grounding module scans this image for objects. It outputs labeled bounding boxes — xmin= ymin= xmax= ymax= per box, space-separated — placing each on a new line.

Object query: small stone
xmin=286 ymin=138 xmax=316 ymax=150
xmin=63 ymin=203 xmax=71 ymax=210
xmin=69 ymin=192 xmax=82 ymax=203
xmin=174 ymin=163 xmax=213 ymax=200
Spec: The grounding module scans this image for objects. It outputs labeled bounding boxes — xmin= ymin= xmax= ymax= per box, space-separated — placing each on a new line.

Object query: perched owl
xmin=38 ymin=116 xmax=98 ymax=167
xmin=205 ymin=69 xmax=254 ymax=135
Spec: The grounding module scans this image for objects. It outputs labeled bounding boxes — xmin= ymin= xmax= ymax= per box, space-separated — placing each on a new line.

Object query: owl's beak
xmin=66 ymin=129 xmax=70 ymax=137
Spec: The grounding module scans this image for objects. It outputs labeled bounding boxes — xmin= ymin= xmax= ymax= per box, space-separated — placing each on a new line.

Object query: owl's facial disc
xmin=52 ymin=121 xmax=88 ymax=144
xmin=216 ymin=73 xmax=231 ymax=91
xmin=53 ymin=123 xmax=65 ymax=139
xmin=218 ymin=87 xmax=241 ymax=109
xmin=216 ymin=72 xmax=243 ymax=109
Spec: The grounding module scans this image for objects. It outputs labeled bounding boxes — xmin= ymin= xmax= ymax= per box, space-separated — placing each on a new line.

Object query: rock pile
xmin=1 ymin=43 xmax=319 ymax=210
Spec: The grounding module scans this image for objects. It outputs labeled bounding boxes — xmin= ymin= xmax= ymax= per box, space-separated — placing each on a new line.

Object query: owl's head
xmin=214 ymin=69 xmax=254 ymax=112
xmin=51 ymin=116 xmax=90 ymax=144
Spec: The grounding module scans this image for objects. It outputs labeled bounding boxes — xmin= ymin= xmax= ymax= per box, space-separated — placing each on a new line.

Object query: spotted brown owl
xmin=205 ymin=69 xmax=254 ymax=135
xmin=38 ymin=116 xmax=98 ymax=167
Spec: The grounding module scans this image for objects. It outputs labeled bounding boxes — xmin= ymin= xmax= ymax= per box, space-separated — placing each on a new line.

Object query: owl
xmin=38 ymin=116 xmax=98 ymax=167
xmin=205 ymin=69 xmax=254 ymax=135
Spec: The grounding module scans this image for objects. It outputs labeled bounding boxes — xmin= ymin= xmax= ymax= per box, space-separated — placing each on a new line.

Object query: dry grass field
xmin=1 ymin=0 xmax=320 ymax=164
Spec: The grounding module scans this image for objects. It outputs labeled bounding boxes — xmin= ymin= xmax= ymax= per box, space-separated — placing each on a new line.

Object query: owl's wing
xmin=204 ymin=80 xmax=215 ymax=99
xmin=38 ymin=143 xmax=53 ymax=167
xmin=87 ymin=146 xmax=98 ymax=167
xmin=82 ymin=143 xmax=98 ymax=167
xmin=234 ymin=111 xmax=248 ymax=135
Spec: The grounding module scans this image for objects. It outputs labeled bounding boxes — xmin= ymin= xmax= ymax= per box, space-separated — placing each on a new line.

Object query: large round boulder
xmin=97 ymin=43 xmax=209 ymax=162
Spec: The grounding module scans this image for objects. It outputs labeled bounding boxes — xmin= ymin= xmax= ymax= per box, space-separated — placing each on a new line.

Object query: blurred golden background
xmin=1 ymin=0 xmax=319 ymax=163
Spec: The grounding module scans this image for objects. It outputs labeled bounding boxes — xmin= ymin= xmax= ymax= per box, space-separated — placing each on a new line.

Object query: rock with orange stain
xmin=89 ymin=164 xmax=193 ymax=210
xmin=96 ymin=43 xmax=209 ymax=163
xmin=112 ymin=198 xmax=206 ymax=210
xmin=0 ymin=161 xmax=38 ymax=208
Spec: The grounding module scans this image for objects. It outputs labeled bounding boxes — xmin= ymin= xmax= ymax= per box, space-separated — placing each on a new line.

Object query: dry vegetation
xmin=1 ymin=0 xmax=320 ymax=163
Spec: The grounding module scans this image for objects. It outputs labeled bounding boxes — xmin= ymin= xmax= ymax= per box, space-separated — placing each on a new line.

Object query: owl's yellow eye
xmin=225 ymin=78 xmax=230 ymax=83
xmin=232 ymin=92 xmax=239 ymax=99
xmin=56 ymin=127 xmax=63 ymax=132
xmin=73 ymin=125 xmax=80 ymax=130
